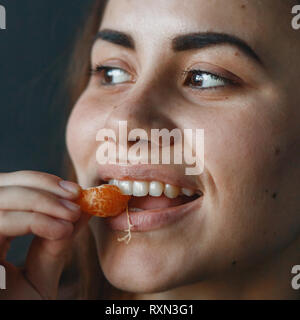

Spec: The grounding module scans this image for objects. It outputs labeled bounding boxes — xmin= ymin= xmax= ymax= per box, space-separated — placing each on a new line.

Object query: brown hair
xmin=61 ymin=0 xmax=119 ymax=300
xmin=62 ymin=0 xmax=108 ymax=183
xmin=67 ymin=0 xmax=108 ymax=108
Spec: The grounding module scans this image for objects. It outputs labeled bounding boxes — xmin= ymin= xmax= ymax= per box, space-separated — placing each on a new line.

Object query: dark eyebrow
xmin=95 ymin=29 xmax=261 ymax=64
xmin=172 ymin=32 xmax=261 ymax=64
xmin=95 ymin=29 xmax=135 ymax=49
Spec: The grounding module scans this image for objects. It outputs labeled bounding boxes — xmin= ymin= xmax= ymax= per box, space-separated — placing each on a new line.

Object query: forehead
xmin=100 ymin=0 xmax=290 ymax=41
xmin=98 ymin=0 xmax=297 ymax=70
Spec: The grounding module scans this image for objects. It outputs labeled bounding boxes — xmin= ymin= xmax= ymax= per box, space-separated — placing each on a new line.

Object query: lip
xmin=97 ymin=164 xmax=203 ymax=191
xmin=105 ymin=195 xmax=203 ymax=232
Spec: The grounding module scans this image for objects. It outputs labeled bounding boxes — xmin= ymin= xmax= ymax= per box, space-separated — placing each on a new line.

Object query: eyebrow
xmin=95 ymin=29 xmax=261 ymax=64
xmin=96 ymin=29 xmax=135 ymax=49
xmin=172 ymin=32 xmax=261 ymax=63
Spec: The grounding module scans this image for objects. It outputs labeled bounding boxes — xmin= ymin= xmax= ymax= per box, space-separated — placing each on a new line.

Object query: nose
xmin=101 ymin=77 xmax=178 ymax=142
xmin=96 ymin=76 xmax=180 ymax=165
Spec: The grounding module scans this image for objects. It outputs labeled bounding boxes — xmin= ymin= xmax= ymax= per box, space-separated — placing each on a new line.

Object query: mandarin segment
xmin=75 ymin=184 xmax=131 ymax=217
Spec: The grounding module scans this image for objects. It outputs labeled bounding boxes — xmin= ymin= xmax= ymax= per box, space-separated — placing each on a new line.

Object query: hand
xmin=0 ymin=171 xmax=89 ymax=300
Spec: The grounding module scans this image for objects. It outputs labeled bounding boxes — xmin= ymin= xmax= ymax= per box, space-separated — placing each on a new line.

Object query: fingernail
xmin=59 ymin=199 xmax=81 ymax=212
xmin=59 ymin=180 xmax=81 ymax=195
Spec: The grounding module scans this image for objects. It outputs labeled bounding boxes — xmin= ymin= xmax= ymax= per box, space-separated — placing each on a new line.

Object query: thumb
xmin=24 ymin=212 xmax=91 ymax=299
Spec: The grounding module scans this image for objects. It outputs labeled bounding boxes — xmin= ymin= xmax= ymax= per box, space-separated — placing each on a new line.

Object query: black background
xmin=0 ymin=0 xmax=93 ymax=265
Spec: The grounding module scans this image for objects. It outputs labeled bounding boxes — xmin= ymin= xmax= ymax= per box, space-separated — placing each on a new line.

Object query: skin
xmin=0 ymin=171 xmax=87 ymax=299
xmin=66 ymin=0 xmax=300 ymax=299
xmin=1 ymin=0 xmax=299 ymax=300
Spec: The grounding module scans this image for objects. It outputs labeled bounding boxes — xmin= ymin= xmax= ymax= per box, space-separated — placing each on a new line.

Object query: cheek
xmin=66 ymin=109 xmax=80 ymax=165
xmin=205 ymin=99 xmax=287 ymax=201
xmin=203 ymin=102 xmax=300 ymax=262
xmin=66 ymin=93 xmax=108 ymax=172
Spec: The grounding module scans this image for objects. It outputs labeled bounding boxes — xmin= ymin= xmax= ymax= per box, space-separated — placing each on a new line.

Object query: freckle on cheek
xmin=272 ymin=193 xmax=277 ymax=199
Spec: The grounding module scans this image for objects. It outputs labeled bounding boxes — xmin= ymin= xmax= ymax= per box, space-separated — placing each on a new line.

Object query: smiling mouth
xmin=103 ymin=178 xmax=202 ymax=211
xmin=97 ymin=178 xmax=203 ymax=232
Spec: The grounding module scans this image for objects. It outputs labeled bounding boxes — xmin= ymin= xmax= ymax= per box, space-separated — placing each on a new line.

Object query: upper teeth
xmin=108 ymin=179 xmax=195 ymax=198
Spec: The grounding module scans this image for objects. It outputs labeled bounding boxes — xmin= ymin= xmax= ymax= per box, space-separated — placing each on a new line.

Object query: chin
xmin=102 ymin=265 xmax=186 ymax=294
xmin=97 ymin=234 xmax=195 ymax=294
xmin=99 ymin=232 xmax=207 ymax=294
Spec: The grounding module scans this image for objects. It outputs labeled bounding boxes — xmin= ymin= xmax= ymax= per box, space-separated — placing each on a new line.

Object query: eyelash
xmin=89 ymin=65 xmax=112 ymax=76
xmin=89 ymin=64 xmax=237 ymax=90
xmin=182 ymin=69 xmax=235 ymax=90
xmin=89 ymin=64 xmax=133 ymax=86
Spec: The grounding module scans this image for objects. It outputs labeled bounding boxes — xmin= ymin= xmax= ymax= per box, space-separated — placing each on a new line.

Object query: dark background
xmin=0 ymin=0 xmax=93 ymax=265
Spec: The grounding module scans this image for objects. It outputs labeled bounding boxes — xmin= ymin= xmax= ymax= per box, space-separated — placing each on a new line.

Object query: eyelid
xmin=90 ymin=64 xmax=136 ymax=87
xmin=188 ymin=60 xmax=243 ymax=80
xmin=182 ymin=68 xmax=241 ymax=86
xmin=90 ymin=64 xmax=126 ymax=75
xmin=91 ymin=58 xmax=136 ymax=74
xmin=182 ymin=70 xmax=236 ymax=92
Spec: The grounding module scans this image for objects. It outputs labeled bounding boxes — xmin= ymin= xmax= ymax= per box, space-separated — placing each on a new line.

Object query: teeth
xmin=133 ymin=181 xmax=149 ymax=197
xmin=118 ymin=180 xmax=133 ymax=195
xmin=149 ymin=181 xmax=164 ymax=197
xmin=107 ymin=179 xmax=196 ymax=199
xmin=181 ymin=187 xmax=195 ymax=197
xmin=164 ymin=184 xmax=180 ymax=199
xmin=109 ymin=179 xmax=119 ymax=186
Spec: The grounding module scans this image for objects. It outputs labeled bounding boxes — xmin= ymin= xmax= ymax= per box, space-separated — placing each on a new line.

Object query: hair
xmin=67 ymin=0 xmax=108 ymax=107
xmin=62 ymin=0 xmax=117 ymax=300
xmin=62 ymin=0 xmax=108 ymax=181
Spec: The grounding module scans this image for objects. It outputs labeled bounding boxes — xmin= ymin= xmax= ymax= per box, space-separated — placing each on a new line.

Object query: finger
xmin=24 ymin=237 xmax=73 ymax=300
xmin=0 ymin=171 xmax=80 ymax=200
xmin=0 ymin=186 xmax=81 ymax=222
xmin=24 ymin=213 xmax=92 ymax=299
xmin=74 ymin=211 xmax=92 ymax=236
xmin=0 ymin=211 xmax=74 ymax=240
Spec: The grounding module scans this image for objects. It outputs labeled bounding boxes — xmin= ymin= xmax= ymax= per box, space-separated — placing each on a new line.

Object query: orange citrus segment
xmin=75 ymin=184 xmax=131 ymax=217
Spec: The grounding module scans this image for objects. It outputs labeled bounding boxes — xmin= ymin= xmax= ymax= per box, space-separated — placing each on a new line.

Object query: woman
xmin=0 ymin=0 xmax=299 ymax=300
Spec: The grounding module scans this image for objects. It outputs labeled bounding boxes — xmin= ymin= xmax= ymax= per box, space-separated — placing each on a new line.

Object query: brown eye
xmin=93 ymin=66 xmax=132 ymax=85
xmin=184 ymin=70 xmax=229 ymax=89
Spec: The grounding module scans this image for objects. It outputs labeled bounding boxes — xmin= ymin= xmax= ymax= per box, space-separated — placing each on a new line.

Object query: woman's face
xmin=67 ymin=0 xmax=300 ymax=293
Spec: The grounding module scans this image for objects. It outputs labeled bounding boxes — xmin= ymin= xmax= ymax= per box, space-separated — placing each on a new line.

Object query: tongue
xmin=128 ymin=194 xmax=196 ymax=210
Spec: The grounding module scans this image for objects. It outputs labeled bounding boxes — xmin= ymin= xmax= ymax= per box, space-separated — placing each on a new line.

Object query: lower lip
xmin=105 ymin=196 xmax=203 ymax=232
